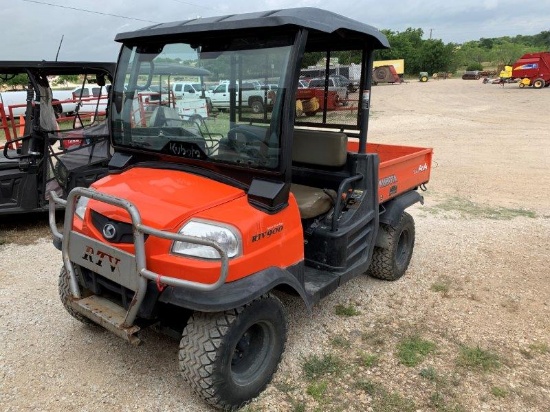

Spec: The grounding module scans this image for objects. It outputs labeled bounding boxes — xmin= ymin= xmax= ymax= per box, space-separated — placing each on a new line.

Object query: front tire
xmin=179 ymin=294 xmax=287 ymax=410
xmin=368 ymin=212 xmax=415 ymax=281
xmin=58 ymin=267 xmax=95 ymax=325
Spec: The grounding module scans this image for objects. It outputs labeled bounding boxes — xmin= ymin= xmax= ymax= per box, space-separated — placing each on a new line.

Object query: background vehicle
xmin=206 ymin=81 xmax=274 ymax=113
xmin=131 ymin=64 xmax=213 ymax=123
xmin=0 ymin=61 xmax=114 ymax=215
xmin=512 ymin=52 xmax=550 ymax=88
xmin=332 ymin=74 xmax=357 ymax=92
xmin=0 ymin=84 xmax=108 ymax=118
xmin=308 ymin=76 xmax=349 ymax=103
xmin=50 ymin=8 xmax=432 ymax=410
xmin=372 ymin=65 xmax=402 ymax=85
xmin=171 ymin=82 xmax=204 ymax=98
xmin=462 ymin=70 xmax=481 ymax=80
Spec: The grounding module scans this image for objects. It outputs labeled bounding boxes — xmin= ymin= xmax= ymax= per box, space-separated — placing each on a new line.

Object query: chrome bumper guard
xmin=49 ymin=188 xmax=229 ymax=344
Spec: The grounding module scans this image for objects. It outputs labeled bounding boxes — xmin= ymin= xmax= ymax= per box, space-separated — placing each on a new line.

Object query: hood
xmin=89 ymin=167 xmax=245 ymax=229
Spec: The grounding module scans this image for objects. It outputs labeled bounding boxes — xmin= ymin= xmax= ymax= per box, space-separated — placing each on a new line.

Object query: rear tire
xmin=420 ymin=76 xmax=428 ymax=82
xmin=58 ymin=267 xmax=95 ymax=325
xmin=533 ymin=78 xmax=545 ymax=89
xmin=250 ymin=99 xmax=264 ymax=114
xmin=368 ymin=212 xmax=415 ymax=281
xmin=179 ymin=294 xmax=287 ymax=410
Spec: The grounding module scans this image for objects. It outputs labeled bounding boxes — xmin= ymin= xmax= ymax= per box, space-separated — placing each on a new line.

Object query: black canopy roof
xmin=115 ymin=7 xmax=389 ymax=50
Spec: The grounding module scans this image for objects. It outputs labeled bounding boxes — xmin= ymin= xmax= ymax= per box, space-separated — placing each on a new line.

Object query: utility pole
xmin=429 ymin=29 xmax=433 ymax=40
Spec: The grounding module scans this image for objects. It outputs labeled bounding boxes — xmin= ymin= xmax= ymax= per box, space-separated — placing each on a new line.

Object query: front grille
xmin=91 ymin=210 xmax=148 ymax=244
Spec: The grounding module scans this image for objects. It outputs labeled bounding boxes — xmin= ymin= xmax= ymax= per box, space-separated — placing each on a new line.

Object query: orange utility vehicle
xmin=50 ymin=8 xmax=432 ymax=410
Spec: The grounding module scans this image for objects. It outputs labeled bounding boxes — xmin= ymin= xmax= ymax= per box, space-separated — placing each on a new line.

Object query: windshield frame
xmin=110 ymin=31 xmax=302 ymax=188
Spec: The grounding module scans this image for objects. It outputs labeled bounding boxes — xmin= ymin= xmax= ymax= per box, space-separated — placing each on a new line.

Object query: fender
xmin=159 ymin=262 xmax=312 ymax=312
xmin=379 ymin=190 xmax=423 ymax=227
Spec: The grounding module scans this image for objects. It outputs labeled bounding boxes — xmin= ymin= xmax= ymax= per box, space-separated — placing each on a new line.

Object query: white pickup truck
xmin=206 ymin=81 xmax=275 ymax=113
xmin=0 ymin=85 xmax=108 ymax=118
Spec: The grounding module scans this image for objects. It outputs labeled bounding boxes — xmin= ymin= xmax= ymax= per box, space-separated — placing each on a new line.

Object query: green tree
xmin=301 ymin=52 xmax=324 ymax=68
xmin=417 ymin=39 xmax=457 ymax=74
xmin=489 ymin=40 xmax=533 ymax=66
xmin=1 ymin=73 xmax=29 ymax=89
xmin=533 ymin=31 xmax=550 ymax=49
xmin=374 ymin=28 xmax=424 ymax=75
xmin=53 ymin=75 xmax=80 ymax=86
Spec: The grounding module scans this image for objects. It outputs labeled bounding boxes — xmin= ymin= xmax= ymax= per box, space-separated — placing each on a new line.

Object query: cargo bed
xmin=348 ymin=140 xmax=433 ymax=203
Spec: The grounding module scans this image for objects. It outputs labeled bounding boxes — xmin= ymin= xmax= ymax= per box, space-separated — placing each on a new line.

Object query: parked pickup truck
xmin=206 ymin=81 xmax=274 ymax=113
xmin=0 ymin=85 xmax=108 ymax=118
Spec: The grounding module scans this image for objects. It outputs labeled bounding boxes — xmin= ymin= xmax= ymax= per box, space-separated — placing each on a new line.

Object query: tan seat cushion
xmin=292 ymin=129 xmax=348 ymax=167
xmin=291 ymin=183 xmax=335 ymax=219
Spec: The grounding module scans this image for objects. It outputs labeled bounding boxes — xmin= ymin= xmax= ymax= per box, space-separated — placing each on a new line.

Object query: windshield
xmin=111 ymin=36 xmax=293 ymax=170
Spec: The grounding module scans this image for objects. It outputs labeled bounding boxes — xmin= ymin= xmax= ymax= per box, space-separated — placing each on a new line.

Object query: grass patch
xmin=431 ymin=279 xmax=451 ymax=296
xmin=358 ymin=352 xmax=379 ymax=368
xmin=427 ymin=197 xmax=536 ymax=220
xmin=354 ymin=379 xmax=381 ymax=396
xmin=520 ymin=343 xmax=549 ymax=359
xmin=334 ymin=303 xmax=360 ymax=317
xmin=372 ymin=391 xmax=416 ymax=412
xmin=303 ymin=353 xmax=342 ymax=380
xmin=306 ymin=381 xmax=328 ymax=401
xmin=429 ymin=392 xmax=465 ymax=412
xmin=397 ymin=335 xmax=437 ymax=367
xmin=291 ymin=403 xmax=306 ymax=412
xmin=355 ymin=380 xmax=416 ymax=412
xmin=419 ymin=366 xmax=438 ymax=381
xmin=528 ymin=342 xmax=549 ymax=354
xmin=330 ymin=336 xmax=351 ymax=349
xmin=362 ymin=331 xmax=386 ymax=346
xmin=491 ymin=386 xmax=507 ymax=398
xmin=456 ymin=345 xmax=501 ymax=372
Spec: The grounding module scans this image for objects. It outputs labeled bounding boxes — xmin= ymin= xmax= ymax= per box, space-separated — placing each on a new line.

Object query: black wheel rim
xmin=396 ymin=229 xmax=410 ymax=269
xmin=231 ymin=321 xmax=274 ymax=385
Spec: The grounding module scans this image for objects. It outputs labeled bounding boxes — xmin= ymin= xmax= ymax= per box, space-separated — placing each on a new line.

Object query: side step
xmin=70 ymin=295 xmax=141 ymax=346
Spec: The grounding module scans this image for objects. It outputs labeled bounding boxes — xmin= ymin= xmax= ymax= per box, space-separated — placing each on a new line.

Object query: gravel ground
xmin=1 ymin=78 xmax=549 ymax=411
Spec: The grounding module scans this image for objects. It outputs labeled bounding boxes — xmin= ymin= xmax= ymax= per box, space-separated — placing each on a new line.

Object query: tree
xmin=301 ymin=52 xmax=324 ymax=68
xmin=374 ymin=28 xmax=425 ymax=75
xmin=53 ymin=75 xmax=80 ymax=86
xmin=1 ymin=74 xmax=29 ymax=89
xmin=417 ymin=40 xmax=457 ymax=74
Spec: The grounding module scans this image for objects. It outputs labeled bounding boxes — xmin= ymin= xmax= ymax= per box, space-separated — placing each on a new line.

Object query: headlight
xmin=172 ymin=219 xmax=241 ymax=260
xmin=75 ymin=196 xmax=90 ymax=220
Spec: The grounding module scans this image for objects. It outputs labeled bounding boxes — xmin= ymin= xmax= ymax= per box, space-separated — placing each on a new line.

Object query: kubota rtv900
xmin=50 ymin=8 xmax=432 ymax=410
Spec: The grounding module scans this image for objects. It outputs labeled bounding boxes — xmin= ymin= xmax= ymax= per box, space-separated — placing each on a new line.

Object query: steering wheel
xmin=227 ymin=127 xmax=270 ymax=165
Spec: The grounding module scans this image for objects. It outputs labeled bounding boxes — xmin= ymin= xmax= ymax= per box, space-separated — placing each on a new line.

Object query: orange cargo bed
xmin=348 ymin=140 xmax=433 ymax=203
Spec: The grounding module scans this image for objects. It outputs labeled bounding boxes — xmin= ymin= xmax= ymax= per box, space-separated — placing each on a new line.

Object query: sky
xmin=1 ymin=0 xmax=549 ymax=62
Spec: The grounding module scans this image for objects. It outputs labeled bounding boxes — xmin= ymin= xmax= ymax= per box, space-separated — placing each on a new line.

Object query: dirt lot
xmin=1 ymin=78 xmax=549 ymax=411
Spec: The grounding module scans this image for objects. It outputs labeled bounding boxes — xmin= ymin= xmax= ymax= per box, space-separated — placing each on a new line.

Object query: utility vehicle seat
xmin=290 ymin=129 xmax=347 ymax=219
xmin=148 ymin=106 xmax=182 ymax=127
